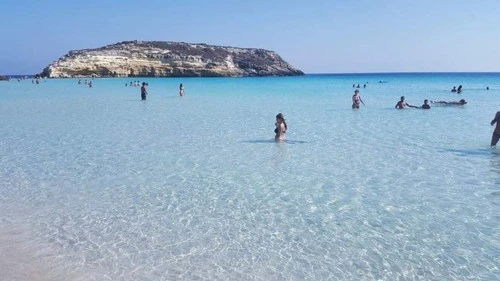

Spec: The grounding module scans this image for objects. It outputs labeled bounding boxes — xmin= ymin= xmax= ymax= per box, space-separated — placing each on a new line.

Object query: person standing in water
xmin=274 ymin=113 xmax=287 ymax=141
xmin=141 ymin=82 xmax=148 ymax=100
xmin=490 ymin=111 xmax=500 ymax=147
xmin=179 ymin=83 xmax=184 ymax=96
xmin=352 ymin=89 xmax=365 ymax=109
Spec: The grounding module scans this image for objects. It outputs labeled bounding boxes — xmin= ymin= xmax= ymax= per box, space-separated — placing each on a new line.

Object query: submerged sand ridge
xmin=40 ymin=41 xmax=304 ymax=78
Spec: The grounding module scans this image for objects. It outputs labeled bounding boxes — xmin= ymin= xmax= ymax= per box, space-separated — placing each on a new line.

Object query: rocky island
xmin=40 ymin=41 xmax=304 ymax=78
xmin=0 ymin=75 xmax=9 ymax=81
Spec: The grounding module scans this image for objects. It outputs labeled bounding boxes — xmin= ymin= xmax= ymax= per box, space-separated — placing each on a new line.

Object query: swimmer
xmin=491 ymin=111 xmax=500 ymax=147
xmin=274 ymin=113 xmax=287 ymax=141
xmin=457 ymin=85 xmax=463 ymax=94
xmin=352 ymin=89 xmax=365 ymax=109
xmin=421 ymin=99 xmax=430 ymax=109
xmin=431 ymin=99 xmax=467 ymax=105
xmin=395 ymin=96 xmax=418 ymax=109
xmin=451 ymin=86 xmax=457 ymax=92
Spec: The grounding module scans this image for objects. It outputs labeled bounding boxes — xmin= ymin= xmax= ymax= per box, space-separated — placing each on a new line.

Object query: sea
xmin=0 ymin=73 xmax=499 ymax=281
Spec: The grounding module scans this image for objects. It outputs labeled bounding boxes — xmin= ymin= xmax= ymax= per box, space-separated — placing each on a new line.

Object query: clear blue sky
xmin=1 ymin=0 xmax=499 ymax=74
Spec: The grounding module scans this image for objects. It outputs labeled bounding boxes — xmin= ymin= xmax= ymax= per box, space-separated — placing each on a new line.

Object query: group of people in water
xmin=352 ymin=89 xmax=467 ymax=110
xmin=451 ymin=85 xmax=463 ymax=93
xmin=135 ymin=81 xmax=284 ymax=141
xmin=137 ymin=82 xmax=185 ymax=100
xmin=352 ymin=83 xmax=367 ymax=89
xmin=77 ymin=79 xmax=93 ymax=87
xmin=395 ymin=96 xmax=467 ymax=109
xmin=126 ymin=81 xmax=143 ymax=87
xmin=131 ymin=80 xmax=500 ymax=145
xmin=351 ymin=86 xmax=500 ymax=147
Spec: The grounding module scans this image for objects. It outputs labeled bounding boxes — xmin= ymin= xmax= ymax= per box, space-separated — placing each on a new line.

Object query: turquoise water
xmin=0 ymin=74 xmax=499 ymax=280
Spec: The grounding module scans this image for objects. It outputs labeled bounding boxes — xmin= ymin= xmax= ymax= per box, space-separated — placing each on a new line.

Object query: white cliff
xmin=41 ymin=41 xmax=304 ymax=78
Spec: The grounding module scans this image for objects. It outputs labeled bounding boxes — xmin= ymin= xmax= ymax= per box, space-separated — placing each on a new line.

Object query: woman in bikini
xmin=352 ymin=89 xmax=365 ymax=109
xmin=274 ymin=113 xmax=287 ymax=142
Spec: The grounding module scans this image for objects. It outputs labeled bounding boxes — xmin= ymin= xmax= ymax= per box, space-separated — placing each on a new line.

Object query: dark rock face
xmin=0 ymin=75 xmax=8 ymax=81
xmin=41 ymin=41 xmax=304 ymax=78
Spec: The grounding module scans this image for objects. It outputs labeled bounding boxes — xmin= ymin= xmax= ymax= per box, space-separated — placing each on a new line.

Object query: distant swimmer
xmin=395 ymin=96 xmax=418 ymax=109
xmin=457 ymin=85 xmax=463 ymax=94
xmin=274 ymin=113 xmax=287 ymax=142
xmin=179 ymin=83 xmax=184 ymax=97
xmin=352 ymin=89 xmax=365 ymax=109
xmin=421 ymin=99 xmax=431 ymax=109
xmin=88 ymin=81 xmax=93 ymax=88
xmin=487 ymin=86 xmax=490 ymax=90
xmin=431 ymin=99 xmax=467 ymax=105
xmin=141 ymin=82 xmax=148 ymax=100
xmin=356 ymin=84 xmax=360 ymax=88
xmin=363 ymin=84 xmax=366 ymax=88
xmin=491 ymin=111 xmax=500 ymax=147
xmin=451 ymin=86 xmax=457 ymax=92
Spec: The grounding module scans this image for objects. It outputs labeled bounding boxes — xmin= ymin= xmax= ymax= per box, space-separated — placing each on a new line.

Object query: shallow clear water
xmin=0 ymin=74 xmax=499 ymax=280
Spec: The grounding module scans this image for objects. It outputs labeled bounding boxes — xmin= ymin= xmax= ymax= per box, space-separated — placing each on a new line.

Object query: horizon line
xmin=306 ymin=71 xmax=500 ymax=75
xmin=3 ymin=71 xmax=500 ymax=77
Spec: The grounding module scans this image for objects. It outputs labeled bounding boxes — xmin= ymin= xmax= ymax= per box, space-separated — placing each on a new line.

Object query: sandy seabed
xmin=0 ymin=223 xmax=90 ymax=281
xmin=1 ymin=226 xmax=58 ymax=281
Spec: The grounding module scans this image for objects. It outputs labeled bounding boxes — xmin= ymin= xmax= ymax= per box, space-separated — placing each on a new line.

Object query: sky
xmin=1 ymin=0 xmax=499 ymax=74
